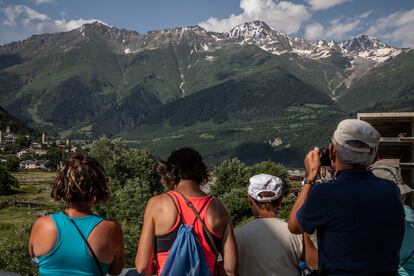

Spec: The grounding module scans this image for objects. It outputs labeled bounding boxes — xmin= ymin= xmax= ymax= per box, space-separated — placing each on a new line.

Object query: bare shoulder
xmin=99 ymin=219 xmax=122 ymax=234
xmin=148 ymin=193 xmax=176 ymax=210
xmin=149 ymin=193 xmax=170 ymax=203
xmin=210 ymin=197 xmax=230 ymax=218
xmin=31 ymin=215 xmax=56 ymax=235
xmin=205 ymin=197 xmax=231 ymax=236
xmin=29 ymin=215 xmax=57 ymax=257
xmin=92 ymin=218 xmax=123 ymax=247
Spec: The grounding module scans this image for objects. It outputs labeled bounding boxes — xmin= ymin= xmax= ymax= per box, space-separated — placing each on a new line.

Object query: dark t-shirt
xmin=297 ymin=170 xmax=405 ymax=275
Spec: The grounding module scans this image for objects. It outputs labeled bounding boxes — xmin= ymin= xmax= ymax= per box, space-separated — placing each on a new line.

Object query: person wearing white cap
xmin=235 ymin=174 xmax=313 ymax=276
xmin=288 ymin=119 xmax=405 ymax=275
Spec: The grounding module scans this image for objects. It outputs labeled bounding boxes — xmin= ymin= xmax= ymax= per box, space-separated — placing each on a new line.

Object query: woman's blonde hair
xmin=51 ymin=155 xmax=110 ymax=203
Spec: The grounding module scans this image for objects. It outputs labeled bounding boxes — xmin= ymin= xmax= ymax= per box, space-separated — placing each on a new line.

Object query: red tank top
xmin=155 ymin=191 xmax=222 ymax=276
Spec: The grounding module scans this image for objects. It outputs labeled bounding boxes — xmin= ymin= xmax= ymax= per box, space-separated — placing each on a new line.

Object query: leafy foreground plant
xmin=0 ymin=224 xmax=37 ymax=276
xmin=0 ymin=165 xmax=17 ymax=195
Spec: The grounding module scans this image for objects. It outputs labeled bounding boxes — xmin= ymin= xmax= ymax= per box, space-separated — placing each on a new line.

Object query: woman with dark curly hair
xmin=135 ymin=147 xmax=238 ymax=276
xmin=29 ymin=155 xmax=124 ymax=276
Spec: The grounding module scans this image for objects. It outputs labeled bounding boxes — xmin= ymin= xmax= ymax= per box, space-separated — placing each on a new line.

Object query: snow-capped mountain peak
xmin=228 ymin=21 xmax=293 ymax=54
xmin=338 ymin=35 xmax=402 ymax=63
xmin=73 ymin=20 xmax=403 ymax=62
xmin=223 ymin=21 xmax=404 ymax=62
xmin=228 ymin=21 xmax=273 ymax=40
xmin=340 ymin=35 xmax=388 ymax=52
xmin=1 ymin=20 xmax=405 ymax=64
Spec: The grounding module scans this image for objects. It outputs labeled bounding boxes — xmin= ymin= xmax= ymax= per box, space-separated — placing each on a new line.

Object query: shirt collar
xmin=334 ymin=169 xmax=373 ymax=180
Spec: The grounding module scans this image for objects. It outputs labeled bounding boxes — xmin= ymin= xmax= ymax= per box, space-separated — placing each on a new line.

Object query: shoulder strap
xmin=176 ymin=192 xmax=220 ymax=257
xmin=191 ymin=196 xmax=213 ymax=226
xmin=63 ymin=212 xmax=104 ymax=276
xmin=165 ymin=192 xmax=183 ymax=222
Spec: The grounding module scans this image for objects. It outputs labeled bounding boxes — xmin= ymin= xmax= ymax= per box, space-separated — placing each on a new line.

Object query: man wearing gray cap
xmin=288 ymin=119 xmax=405 ymax=275
xmin=235 ymin=174 xmax=305 ymax=276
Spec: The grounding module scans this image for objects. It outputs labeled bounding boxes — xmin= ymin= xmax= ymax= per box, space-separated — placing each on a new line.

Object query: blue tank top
xmin=37 ymin=212 xmax=111 ymax=276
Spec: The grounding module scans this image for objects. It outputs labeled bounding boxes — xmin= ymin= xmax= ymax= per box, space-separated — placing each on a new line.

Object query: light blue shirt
xmin=37 ymin=212 xmax=111 ymax=276
xmin=399 ymin=205 xmax=414 ymax=276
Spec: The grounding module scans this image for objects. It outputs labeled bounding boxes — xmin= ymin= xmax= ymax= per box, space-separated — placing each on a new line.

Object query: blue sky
xmin=1 ymin=0 xmax=414 ymax=47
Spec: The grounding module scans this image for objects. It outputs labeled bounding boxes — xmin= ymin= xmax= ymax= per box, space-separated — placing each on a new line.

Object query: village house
xmin=288 ymin=169 xmax=305 ymax=181
xmin=33 ymin=148 xmax=48 ymax=156
xmin=16 ymin=150 xmax=29 ymax=159
xmin=19 ymin=160 xmax=50 ymax=170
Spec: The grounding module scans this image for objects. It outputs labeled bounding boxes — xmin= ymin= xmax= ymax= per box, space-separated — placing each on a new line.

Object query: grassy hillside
xmin=125 ymin=106 xmax=345 ymax=166
xmin=143 ymin=68 xmax=336 ymax=125
xmin=122 ymin=70 xmax=345 ymax=166
xmin=0 ymin=105 xmax=35 ymax=135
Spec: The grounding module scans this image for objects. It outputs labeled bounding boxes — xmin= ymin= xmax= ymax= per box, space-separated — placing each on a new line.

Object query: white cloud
xmin=304 ymin=11 xmax=370 ymax=41
xmin=51 ymin=18 xmax=106 ymax=32
xmin=1 ymin=4 xmax=105 ymax=34
xmin=33 ymin=0 xmax=55 ymax=5
xmin=366 ymin=9 xmax=414 ymax=47
xmin=325 ymin=18 xmax=361 ymax=40
xmin=2 ymin=5 xmax=49 ymax=26
xmin=359 ymin=10 xmax=372 ymax=19
xmin=304 ymin=22 xmax=324 ymax=40
xmin=199 ymin=0 xmax=311 ymax=34
xmin=305 ymin=0 xmax=350 ymax=11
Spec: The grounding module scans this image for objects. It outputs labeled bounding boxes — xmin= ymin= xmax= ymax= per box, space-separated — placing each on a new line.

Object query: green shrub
xmin=5 ymin=156 xmax=20 ymax=172
xmin=211 ymin=158 xmax=246 ymax=197
xmin=0 ymin=165 xmax=16 ymax=195
xmin=0 ymin=225 xmax=37 ymax=276
xmin=221 ymin=187 xmax=250 ymax=225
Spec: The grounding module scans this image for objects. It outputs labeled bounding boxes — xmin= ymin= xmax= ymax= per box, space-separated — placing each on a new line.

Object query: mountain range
xmin=0 ymin=21 xmax=412 ymax=165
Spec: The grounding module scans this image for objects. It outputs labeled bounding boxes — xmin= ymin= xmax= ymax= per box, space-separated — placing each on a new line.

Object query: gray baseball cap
xmin=333 ymin=119 xmax=380 ymax=153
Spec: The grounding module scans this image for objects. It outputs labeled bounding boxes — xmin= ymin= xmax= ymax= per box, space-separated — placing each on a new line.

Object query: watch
xmin=301 ymin=178 xmax=315 ymax=187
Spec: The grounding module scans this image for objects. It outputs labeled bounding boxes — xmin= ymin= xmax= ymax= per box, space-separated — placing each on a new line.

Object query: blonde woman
xmin=29 ymin=155 xmax=124 ymax=276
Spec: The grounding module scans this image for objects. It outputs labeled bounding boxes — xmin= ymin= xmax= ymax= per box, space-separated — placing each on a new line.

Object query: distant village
xmin=0 ymin=126 xmax=85 ymax=171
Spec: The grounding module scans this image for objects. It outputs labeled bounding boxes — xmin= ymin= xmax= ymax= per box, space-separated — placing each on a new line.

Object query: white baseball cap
xmin=332 ymin=119 xmax=380 ymax=153
xmin=248 ymin=174 xmax=283 ymax=202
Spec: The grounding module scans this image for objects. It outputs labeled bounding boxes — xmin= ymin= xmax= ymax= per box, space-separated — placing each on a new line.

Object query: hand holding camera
xmin=304 ymin=147 xmax=321 ymax=182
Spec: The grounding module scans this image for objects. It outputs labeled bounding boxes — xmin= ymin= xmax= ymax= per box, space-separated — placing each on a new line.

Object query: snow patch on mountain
xmin=225 ymin=22 xmax=404 ymax=64
xmin=67 ymin=20 xmax=406 ymax=67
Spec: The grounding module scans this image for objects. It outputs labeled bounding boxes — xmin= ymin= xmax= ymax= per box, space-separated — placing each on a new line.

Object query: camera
xmin=319 ymin=147 xmax=331 ymax=167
